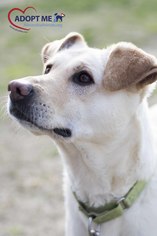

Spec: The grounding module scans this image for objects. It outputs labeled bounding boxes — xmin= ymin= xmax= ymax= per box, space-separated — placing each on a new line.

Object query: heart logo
xmin=8 ymin=6 xmax=36 ymax=31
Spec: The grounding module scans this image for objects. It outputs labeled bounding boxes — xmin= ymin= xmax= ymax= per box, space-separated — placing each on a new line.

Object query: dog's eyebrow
xmin=73 ymin=64 xmax=89 ymax=72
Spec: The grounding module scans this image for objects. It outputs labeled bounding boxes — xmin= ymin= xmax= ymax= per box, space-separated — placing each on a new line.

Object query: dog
xmin=7 ymin=32 xmax=157 ymax=236
xmin=54 ymin=13 xmax=65 ymax=22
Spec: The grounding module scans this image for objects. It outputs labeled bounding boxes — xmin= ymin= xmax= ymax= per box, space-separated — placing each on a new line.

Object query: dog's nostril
xmin=16 ymin=87 xmax=22 ymax=96
xmin=8 ymin=80 xmax=33 ymax=101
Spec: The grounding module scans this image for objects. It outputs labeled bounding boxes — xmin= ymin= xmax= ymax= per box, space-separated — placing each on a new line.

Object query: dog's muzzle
xmin=8 ymin=80 xmax=72 ymax=138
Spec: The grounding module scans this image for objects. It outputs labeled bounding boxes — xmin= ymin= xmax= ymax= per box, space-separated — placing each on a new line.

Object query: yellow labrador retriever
xmin=8 ymin=33 xmax=157 ymax=236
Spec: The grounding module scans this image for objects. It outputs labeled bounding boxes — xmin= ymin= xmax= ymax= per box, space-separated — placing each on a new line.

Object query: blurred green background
xmin=0 ymin=0 xmax=157 ymax=236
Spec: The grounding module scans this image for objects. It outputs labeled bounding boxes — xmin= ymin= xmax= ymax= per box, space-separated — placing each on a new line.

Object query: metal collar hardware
xmin=88 ymin=217 xmax=101 ymax=236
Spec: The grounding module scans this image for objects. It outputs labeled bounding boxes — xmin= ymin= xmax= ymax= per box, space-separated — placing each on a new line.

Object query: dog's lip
xmin=53 ymin=128 xmax=72 ymax=138
xmin=9 ymin=105 xmax=50 ymax=132
xmin=9 ymin=105 xmax=72 ymax=138
xmin=10 ymin=105 xmax=31 ymax=123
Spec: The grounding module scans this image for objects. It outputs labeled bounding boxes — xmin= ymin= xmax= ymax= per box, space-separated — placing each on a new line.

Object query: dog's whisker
xmin=40 ymin=33 xmax=51 ymax=43
xmin=0 ymin=95 xmax=9 ymax=120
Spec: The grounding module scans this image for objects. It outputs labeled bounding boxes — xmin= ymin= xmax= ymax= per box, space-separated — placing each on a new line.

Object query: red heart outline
xmin=8 ymin=6 xmax=36 ymax=31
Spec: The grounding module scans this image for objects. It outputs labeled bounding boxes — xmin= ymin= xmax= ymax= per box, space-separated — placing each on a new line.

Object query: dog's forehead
xmin=47 ymin=47 xmax=106 ymax=79
xmin=50 ymin=47 xmax=103 ymax=65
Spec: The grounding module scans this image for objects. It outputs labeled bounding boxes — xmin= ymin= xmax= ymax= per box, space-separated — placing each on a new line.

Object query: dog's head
xmin=7 ymin=32 xmax=157 ymax=142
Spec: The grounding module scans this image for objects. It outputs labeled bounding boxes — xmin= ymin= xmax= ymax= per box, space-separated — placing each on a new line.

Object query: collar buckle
xmin=117 ymin=197 xmax=126 ymax=209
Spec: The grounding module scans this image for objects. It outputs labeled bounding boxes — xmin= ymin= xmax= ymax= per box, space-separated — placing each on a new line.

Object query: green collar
xmin=73 ymin=180 xmax=147 ymax=224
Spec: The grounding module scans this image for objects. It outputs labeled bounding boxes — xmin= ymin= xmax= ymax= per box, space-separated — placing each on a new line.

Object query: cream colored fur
xmin=8 ymin=33 xmax=157 ymax=236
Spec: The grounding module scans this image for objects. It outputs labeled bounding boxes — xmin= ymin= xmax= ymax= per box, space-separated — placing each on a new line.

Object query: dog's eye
xmin=44 ymin=64 xmax=52 ymax=74
xmin=72 ymin=71 xmax=94 ymax=86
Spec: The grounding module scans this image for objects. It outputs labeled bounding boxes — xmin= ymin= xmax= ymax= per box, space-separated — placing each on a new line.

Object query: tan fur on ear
xmin=104 ymin=43 xmax=157 ymax=91
xmin=41 ymin=32 xmax=87 ymax=63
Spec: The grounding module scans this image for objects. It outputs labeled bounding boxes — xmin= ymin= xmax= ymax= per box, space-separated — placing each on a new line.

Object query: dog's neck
xmin=56 ymin=101 xmax=156 ymax=207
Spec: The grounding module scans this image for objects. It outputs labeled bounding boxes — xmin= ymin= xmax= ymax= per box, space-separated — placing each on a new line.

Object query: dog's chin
xmin=10 ymin=114 xmax=52 ymax=136
xmin=9 ymin=106 xmax=72 ymax=140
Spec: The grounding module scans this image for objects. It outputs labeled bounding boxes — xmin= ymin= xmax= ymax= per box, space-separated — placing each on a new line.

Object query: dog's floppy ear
xmin=58 ymin=32 xmax=87 ymax=51
xmin=41 ymin=40 xmax=61 ymax=63
xmin=41 ymin=32 xmax=87 ymax=63
xmin=103 ymin=43 xmax=157 ymax=91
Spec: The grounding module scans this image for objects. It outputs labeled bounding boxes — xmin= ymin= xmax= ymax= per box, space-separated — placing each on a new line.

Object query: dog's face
xmin=7 ymin=33 xmax=157 ymax=143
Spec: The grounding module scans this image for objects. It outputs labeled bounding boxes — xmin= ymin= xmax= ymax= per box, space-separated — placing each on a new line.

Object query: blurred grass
xmin=8 ymin=226 xmax=24 ymax=236
xmin=30 ymin=0 xmax=157 ymax=16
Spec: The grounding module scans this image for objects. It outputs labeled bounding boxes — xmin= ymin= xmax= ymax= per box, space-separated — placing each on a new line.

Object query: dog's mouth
xmin=53 ymin=128 xmax=72 ymax=138
xmin=10 ymin=105 xmax=33 ymax=124
xmin=9 ymin=105 xmax=72 ymax=138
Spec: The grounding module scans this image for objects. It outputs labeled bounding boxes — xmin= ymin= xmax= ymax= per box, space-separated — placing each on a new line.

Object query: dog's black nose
xmin=8 ymin=80 xmax=33 ymax=101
